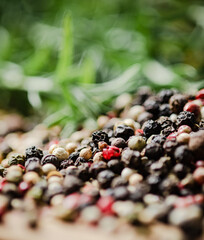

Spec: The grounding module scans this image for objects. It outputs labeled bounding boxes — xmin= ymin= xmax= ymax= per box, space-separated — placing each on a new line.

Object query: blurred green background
xmin=0 ymin=0 xmax=204 ymax=134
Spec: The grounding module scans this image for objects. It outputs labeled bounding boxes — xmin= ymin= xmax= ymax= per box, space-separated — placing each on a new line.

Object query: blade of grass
xmin=55 ymin=13 xmax=73 ymax=83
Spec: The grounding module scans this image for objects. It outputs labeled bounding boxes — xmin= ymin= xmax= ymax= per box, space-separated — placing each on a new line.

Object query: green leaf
xmin=80 ymin=56 xmax=95 ymax=84
xmin=56 ymin=14 xmax=73 ymax=83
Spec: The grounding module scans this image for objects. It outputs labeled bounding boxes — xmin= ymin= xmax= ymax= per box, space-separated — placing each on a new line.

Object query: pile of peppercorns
xmin=0 ymin=88 xmax=204 ymax=237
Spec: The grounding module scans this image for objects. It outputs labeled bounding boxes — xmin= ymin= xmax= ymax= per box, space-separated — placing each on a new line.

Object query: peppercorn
xmin=92 ymin=130 xmax=109 ymax=147
xmin=68 ymin=152 xmax=80 ymax=162
xmin=0 ymin=165 xmax=5 ymax=177
xmin=173 ymin=163 xmax=188 ymax=179
xmin=97 ymin=170 xmax=115 ymax=189
xmin=114 ymin=125 xmax=134 ymax=141
xmin=144 ymin=97 xmax=160 ymax=115
xmin=146 ymin=174 xmax=161 ymax=193
xmin=41 ymin=154 xmax=60 ymax=169
xmin=128 ymin=136 xmax=146 ymax=151
xmin=121 ymin=148 xmax=141 ymax=169
xmin=26 ymin=162 xmax=42 ymax=175
xmin=89 ymin=161 xmax=107 ymax=178
xmin=8 ymin=154 xmax=25 ymax=166
xmin=129 ymin=183 xmax=150 ymax=202
xmin=163 ymin=139 xmax=179 ymax=157
xmin=193 ymin=167 xmax=204 ymax=184
xmin=42 ymin=163 xmax=56 ymax=175
xmin=25 ymin=157 xmax=40 ymax=169
xmin=77 ymin=163 xmax=90 ymax=181
xmin=142 ymin=120 xmax=161 ymax=138
xmin=137 ymin=111 xmax=153 ymax=125
xmin=111 ymin=137 xmax=127 ymax=148
xmin=169 ymin=94 xmax=188 ymax=114
xmin=176 ymin=111 xmax=196 ymax=128
xmin=60 ymin=159 xmax=74 ymax=169
xmin=74 ymin=157 xmax=87 ymax=167
xmin=132 ymin=87 xmax=152 ymax=105
xmin=174 ymin=145 xmax=194 ymax=164
xmin=107 ymin=159 xmax=123 ymax=174
xmin=145 ymin=143 xmax=163 ymax=160
xmin=113 ymin=186 xmax=129 ymax=200
xmin=159 ymin=104 xmax=172 ymax=117
xmin=53 ymin=147 xmax=69 ymax=160
xmin=151 ymin=135 xmax=166 ymax=145
xmin=25 ymin=146 xmax=43 ymax=160
xmin=158 ymin=89 xmax=175 ymax=103
xmin=188 ymin=130 xmax=204 ymax=160
xmin=63 ymin=175 xmax=83 ymax=194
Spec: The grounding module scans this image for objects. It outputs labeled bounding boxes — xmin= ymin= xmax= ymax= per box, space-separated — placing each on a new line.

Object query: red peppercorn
xmin=193 ymin=167 xmax=204 ymax=184
xmin=167 ymin=132 xmax=178 ymax=140
xmin=174 ymin=195 xmax=204 ymax=208
xmin=195 ymin=160 xmax=204 ymax=168
xmin=177 ymin=125 xmax=192 ymax=134
xmin=183 ymin=102 xmax=200 ymax=116
xmin=0 ymin=178 xmax=7 ymax=192
xmin=196 ymin=88 xmax=204 ymax=100
xmin=18 ymin=181 xmax=30 ymax=194
xmin=18 ymin=164 xmax=26 ymax=172
xmin=97 ymin=196 xmax=114 ymax=215
xmin=102 ymin=146 xmax=121 ymax=160
xmin=63 ymin=193 xmax=81 ymax=210
xmin=135 ymin=129 xmax=144 ymax=135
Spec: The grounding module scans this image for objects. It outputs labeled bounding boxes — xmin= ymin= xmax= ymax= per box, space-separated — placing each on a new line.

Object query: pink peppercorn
xmin=97 ymin=196 xmax=114 ymax=215
xmin=102 ymin=146 xmax=121 ymax=160
xmin=183 ymin=102 xmax=200 ymax=116
xmin=196 ymin=88 xmax=204 ymax=100
xmin=18 ymin=181 xmax=30 ymax=194
xmin=174 ymin=195 xmax=204 ymax=208
xmin=167 ymin=132 xmax=178 ymax=140
xmin=177 ymin=125 xmax=192 ymax=134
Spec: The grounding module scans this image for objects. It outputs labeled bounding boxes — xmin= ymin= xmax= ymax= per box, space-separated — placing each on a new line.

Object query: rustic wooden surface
xmin=0 ymin=210 xmax=193 ymax=240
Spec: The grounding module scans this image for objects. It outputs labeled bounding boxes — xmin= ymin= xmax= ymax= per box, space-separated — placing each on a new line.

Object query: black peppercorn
xmin=97 ymin=170 xmax=115 ymax=189
xmin=74 ymin=157 xmax=87 ymax=167
xmin=107 ymin=159 xmax=123 ymax=174
xmin=159 ymin=104 xmax=172 ymax=117
xmin=121 ymin=148 xmax=141 ymax=169
xmin=63 ymin=175 xmax=83 ymax=194
xmin=89 ymin=161 xmax=107 ymax=178
xmin=158 ymin=89 xmax=175 ymax=103
xmin=113 ymin=186 xmax=129 ymax=200
xmin=137 ymin=112 xmax=153 ymax=125
xmin=176 ymin=111 xmax=196 ymax=128
xmin=111 ymin=137 xmax=127 ymax=148
xmin=144 ymin=97 xmax=160 ymax=115
xmin=41 ymin=154 xmax=60 ymax=169
xmin=129 ymin=183 xmax=150 ymax=202
xmin=145 ymin=143 xmax=163 ymax=160
xmin=173 ymin=163 xmax=188 ymax=179
xmin=92 ymin=130 xmax=109 ymax=147
xmin=174 ymin=145 xmax=194 ymax=164
xmin=114 ymin=125 xmax=134 ymax=141
xmin=151 ymin=135 xmax=166 ymax=145
xmin=60 ymin=159 xmax=74 ymax=169
xmin=111 ymin=176 xmax=128 ymax=188
xmin=25 ymin=146 xmax=43 ymax=160
xmin=146 ymin=174 xmax=161 ymax=193
xmin=26 ymin=162 xmax=42 ymax=175
xmin=169 ymin=94 xmax=188 ymax=114
xmin=9 ymin=155 xmax=25 ymax=166
xmin=142 ymin=120 xmax=161 ymax=138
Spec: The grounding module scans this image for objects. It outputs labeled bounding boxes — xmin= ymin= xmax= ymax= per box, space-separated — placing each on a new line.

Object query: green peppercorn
xmin=128 ymin=136 xmax=146 ymax=151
